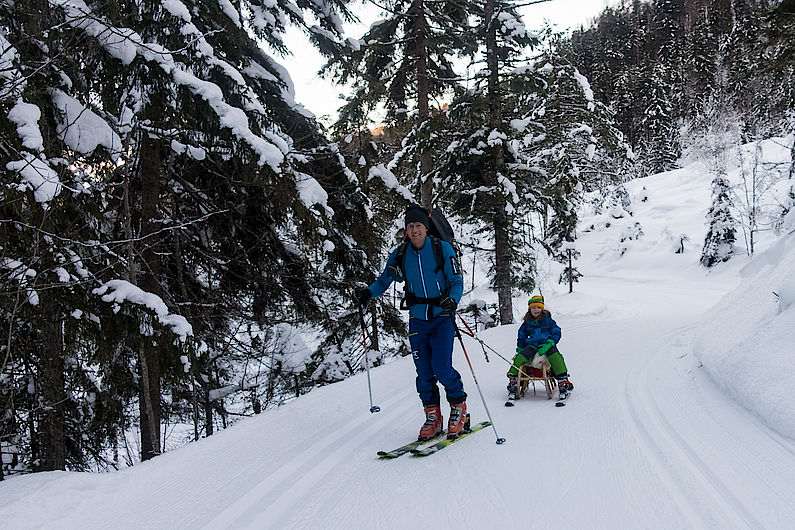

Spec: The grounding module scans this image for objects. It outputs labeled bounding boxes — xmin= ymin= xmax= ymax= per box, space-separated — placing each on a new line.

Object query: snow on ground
xmin=2 ymin=140 xmax=795 ymax=528
xmin=694 ymin=209 xmax=795 ymax=440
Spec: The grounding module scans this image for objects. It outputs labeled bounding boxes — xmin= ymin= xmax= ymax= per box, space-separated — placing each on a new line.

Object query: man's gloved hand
xmin=356 ymin=287 xmax=371 ymax=307
xmin=440 ymin=296 xmax=457 ymax=313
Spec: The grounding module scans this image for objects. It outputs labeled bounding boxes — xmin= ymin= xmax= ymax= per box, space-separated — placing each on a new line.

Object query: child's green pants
xmin=507 ymin=349 xmax=568 ymax=377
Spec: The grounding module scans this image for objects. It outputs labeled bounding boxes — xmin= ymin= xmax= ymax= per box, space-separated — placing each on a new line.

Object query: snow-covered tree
xmin=701 ymin=176 xmax=736 ymax=267
xmin=326 ymin=0 xmax=472 ymax=207
xmin=638 ymin=63 xmax=680 ymax=174
xmin=438 ymin=36 xmax=629 ymax=315
xmin=518 ymin=50 xmax=630 ymax=259
xmin=426 ymin=2 xmax=541 ymax=323
xmin=1 ymin=0 xmax=374 ymax=474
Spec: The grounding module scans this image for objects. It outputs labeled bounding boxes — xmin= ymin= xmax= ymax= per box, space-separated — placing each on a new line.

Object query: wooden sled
xmin=517 ymin=354 xmax=558 ymax=400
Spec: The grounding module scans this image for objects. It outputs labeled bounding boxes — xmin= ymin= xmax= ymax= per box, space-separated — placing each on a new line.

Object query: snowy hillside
xmin=2 ymin=140 xmax=795 ymax=528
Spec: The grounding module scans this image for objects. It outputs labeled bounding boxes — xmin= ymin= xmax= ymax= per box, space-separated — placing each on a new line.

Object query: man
xmin=357 ymin=204 xmax=467 ymax=440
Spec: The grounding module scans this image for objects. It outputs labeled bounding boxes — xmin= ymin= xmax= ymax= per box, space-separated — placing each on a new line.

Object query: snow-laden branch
xmin=7 ymin=101 xmax=44 ymax=151
xmin=0 ymin=34 xmax=25 ymax=102
xmin=50 ymin=88 xmax=123 ymax=161
xmin=5 ymin=153 xmax=63 ymax=206
xmin=93 ymin=279 xmax=193 ymax=342
xmin=368 ymin=164 xmax=414 ymax=201
xmin=2 ymin=36 xmax=64 ymax=207
xmin=208 ymin=380 xmax=259 ymax=402
xmin=48 ymin=0 xmax=290 ymax=172
xmin=0 ymin=258 xmax=39 ymax=306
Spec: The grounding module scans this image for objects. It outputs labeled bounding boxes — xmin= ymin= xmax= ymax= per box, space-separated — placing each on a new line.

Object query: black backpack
xmin=395 ymin=207 xmax=460 ymax=308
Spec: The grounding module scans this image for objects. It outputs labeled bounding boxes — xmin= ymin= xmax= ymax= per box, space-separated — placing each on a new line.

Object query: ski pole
xmin=455 ymin=313 xmax=506 ymax=363
xmin=357 ymin=302 xmax=380 ymax=413
xmin=456 ymin=313 xmax=526 ymax=369
xmin=451 ymin=315 xmax=505 ymax=445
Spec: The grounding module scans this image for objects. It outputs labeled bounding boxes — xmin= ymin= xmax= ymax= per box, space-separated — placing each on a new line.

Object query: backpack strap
xmin=395 ymin=239 xmax=410 ymax=278
xmin=430 ymin=236 xmax=444 ymax=274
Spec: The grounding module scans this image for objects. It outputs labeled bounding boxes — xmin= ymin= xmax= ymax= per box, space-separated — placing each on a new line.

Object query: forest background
xmin=1 ymin=0 xmax=793 ymax=478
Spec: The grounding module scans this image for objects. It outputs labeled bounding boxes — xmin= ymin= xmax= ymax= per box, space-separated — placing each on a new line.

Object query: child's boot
xmin=556 ymin=373 xmax=574 ymax=393
xmin=418 ymin=406 xmax=443 ymax=441
xmin=507 ymin=374 xmax=518 ymax=399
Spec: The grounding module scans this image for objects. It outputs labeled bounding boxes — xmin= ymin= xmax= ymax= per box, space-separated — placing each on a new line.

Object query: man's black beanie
xmin=405 ymin=204 xmax=430 ymax=228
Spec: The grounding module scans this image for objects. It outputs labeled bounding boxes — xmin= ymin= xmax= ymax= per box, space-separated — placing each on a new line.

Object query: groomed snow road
xmin=3 ymin=249 xmax=795 ymax=530
xmin=7 ymin=266 xmax=794 ymax=530
xmin=206 ymin=271 xmax=795 ymax=530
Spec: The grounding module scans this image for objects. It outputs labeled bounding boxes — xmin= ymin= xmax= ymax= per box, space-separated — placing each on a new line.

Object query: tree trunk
xmin=138 ymin=134 xmax=163 ymax=461
xmin=485 ymin=0 xmax=514 ymax=324
xmin=413 ymin=0 xmax=433 ymax=208
xmin=204 ymin=390 xmax=214 ymax=437
xmin=36 ymin=291 xmax=66 ymax=471
xmin=21 ymin=0 xmax=66 ymax=475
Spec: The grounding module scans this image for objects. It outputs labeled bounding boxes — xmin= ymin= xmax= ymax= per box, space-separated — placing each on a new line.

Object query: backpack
xmin=395 ymin=207 xmax=460 ymax=308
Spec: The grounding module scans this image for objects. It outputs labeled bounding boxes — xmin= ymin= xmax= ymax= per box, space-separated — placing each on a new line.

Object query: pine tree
xmin=757 ymin=0 xmax=795 ymax=134
xmin=423 ymin=1 xmax=540 ymax=323
xmin=682 ymin=6 xmax=719 ymax=119
xmin=525 ymin=50 xmax=630 ymax=268
xmin=639 ymin=63 xmax=680 ymax=173
xmin=701 ymin=176 xmax=736 ymax=267
xmin=326 ymin=0 xmax=473 ymax=207
xmin=438 ymin=33 xmax=629 ymax=311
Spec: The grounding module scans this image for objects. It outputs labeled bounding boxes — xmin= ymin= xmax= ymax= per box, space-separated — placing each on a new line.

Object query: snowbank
xmin=693 ymin=210 xmax=795 ymax=439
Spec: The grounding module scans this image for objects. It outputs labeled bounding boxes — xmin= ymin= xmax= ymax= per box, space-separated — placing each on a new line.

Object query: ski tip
xmin=555 ymin=401 xmax=566 ymax=407
xmin=504 ymin=401 xmax=514 ymax=407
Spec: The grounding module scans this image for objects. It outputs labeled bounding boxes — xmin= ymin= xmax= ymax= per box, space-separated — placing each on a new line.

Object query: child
xmin=507 ymin=295 xmax=573 ymax=398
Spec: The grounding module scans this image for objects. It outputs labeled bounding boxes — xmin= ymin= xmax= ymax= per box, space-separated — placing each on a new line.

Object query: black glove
xmin=440 ymin=296 xmax=457 ymax=313
xmin=356 ymin=287 xmax=371 ymax=307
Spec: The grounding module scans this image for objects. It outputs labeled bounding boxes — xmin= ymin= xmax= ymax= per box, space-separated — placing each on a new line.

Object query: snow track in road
xmin=625 ymin=323 xmax=795 ymax=528
xmin=204 ymin=386 xmax=416 ymax=529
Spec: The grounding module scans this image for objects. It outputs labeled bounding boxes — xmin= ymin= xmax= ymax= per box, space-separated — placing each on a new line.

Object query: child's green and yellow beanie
xmin=528 ymin=295 xmax=544 ymax=309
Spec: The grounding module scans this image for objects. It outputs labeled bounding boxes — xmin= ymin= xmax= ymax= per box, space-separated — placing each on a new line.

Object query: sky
xmin=3 ymin=133 xmax=795 ymax=528
xmin=280 ymin=0 xmax=616 ymax=126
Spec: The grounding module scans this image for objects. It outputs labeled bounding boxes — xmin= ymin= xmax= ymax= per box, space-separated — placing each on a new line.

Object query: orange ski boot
xmin=418 ymin=406 xmax=443 ymax=441
xmin=447 ymin=401 xmax=469 ymax=440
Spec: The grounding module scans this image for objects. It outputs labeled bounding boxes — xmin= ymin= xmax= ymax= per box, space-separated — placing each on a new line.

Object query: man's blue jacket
xmin=368 ymin=236 xmax=463 ymax=320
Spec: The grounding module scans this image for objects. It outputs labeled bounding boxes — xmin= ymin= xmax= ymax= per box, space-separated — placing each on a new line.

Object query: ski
xmin=377 ymin=432 xmax=445 ymax=459
xmin=409 ymin=421 xmax=492 ymax=457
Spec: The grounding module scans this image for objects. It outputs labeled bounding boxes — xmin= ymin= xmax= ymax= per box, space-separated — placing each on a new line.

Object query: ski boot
xmin=418 ymin=406 xmax=443 ymax=441
xmin=447 ymin=401 xmax=470 ymax=440
xmin=507 ymin=374 xmax=518 ymax=400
